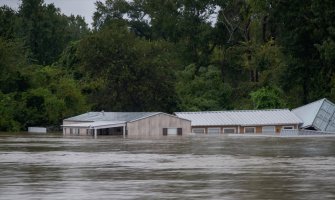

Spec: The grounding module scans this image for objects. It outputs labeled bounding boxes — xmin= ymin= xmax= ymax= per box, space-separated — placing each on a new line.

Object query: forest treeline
xmin=1 ymin=0 xmax=335 ymax=131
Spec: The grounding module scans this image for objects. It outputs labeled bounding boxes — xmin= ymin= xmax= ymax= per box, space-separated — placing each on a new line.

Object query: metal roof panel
xmin=292 ymin=99 xmax=325 ymax=128
xmin=64 ymin=112 xmax=161 ymax=122
xmin=62 ymin=121 xmax=126 ymax=128
xmin=175 ymin=109 xmax=302 ymax=126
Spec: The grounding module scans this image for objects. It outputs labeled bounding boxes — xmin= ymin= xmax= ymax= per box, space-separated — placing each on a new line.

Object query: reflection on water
xmin=0 ymin=133 xmax=334 ymax=200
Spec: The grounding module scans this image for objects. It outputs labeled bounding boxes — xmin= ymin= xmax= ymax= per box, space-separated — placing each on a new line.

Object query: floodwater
xmin=0 ymin=133 xmax=334 ymax=200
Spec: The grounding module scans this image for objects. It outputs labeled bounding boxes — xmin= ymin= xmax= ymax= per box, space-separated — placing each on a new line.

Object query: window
xmin=163 ymin=128 xmax=182 ymax=136
xmin=167 ymin=128 xmax=177 ymax=135
xmin=262 ymin=126 xmax=275 ymax=133
xmin=245 ymin=127 xmax=255 ymax=133
xmin=70 ymin=128 xmax=79 ymax=135
xmin=208 ymin=128 xmax=221 ymax=134
xmin=192 ymin=128 xmax=205 ymax=134
xmin=177 ymin=128 xmax=182 ymax=135
xmin=86 ymin=129 xmax=93 ymax=135
xmin=283 ymin=126 xmax=294 ymax=130
xmin=223 ymin=128 xmax=236 ymax=134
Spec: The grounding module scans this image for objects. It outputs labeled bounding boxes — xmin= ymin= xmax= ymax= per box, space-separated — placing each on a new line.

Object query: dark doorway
xmin=97 ymin=127 xmax=124 ymax=135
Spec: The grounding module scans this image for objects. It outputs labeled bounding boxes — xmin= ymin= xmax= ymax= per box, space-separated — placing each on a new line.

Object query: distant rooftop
xmin=175 ymin=109 xmax=303 ymax=126
xmin=64 ymin=112 xmax=162 ymax=122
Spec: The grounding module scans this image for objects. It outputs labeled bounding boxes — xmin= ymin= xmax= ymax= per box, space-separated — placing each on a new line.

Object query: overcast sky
xmin=0 ymin=0 xmax=98 ymax=27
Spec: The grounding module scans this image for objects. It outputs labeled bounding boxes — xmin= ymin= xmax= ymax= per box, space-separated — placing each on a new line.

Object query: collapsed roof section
xmin=292 ymin=98 xmax=335 ymax=131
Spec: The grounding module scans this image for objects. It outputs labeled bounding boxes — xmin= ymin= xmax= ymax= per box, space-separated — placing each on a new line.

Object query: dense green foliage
xmin=1 ymin=0 xmax=335 ymax=131
xmin=0 ymin=1 xmax=89 ymax=131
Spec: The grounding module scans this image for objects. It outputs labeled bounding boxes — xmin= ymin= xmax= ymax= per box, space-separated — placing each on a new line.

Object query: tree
xmin=22 ymin=65 xmax=89 ymax=126
xmin=17 ymin=0 xmax=89 ymax=65
xmin=0 ymin=92 xmax=21 ymax=132
xmin=76 ymin=24 xmax=179 ymax=112
xmin=176 ymin=64 xmax=232 ymax=111
xmin=0 ymin=37 xmax=29 ymax=94
xmin=0 ymin=6 xmax=19 ymax=39
xmin=269 ymin=0 xmax=335 ymax=104
xmin=250 ymin=87 xmax=286 ymax=109
xmin=93 ymin=0 xmax=218 ymax=67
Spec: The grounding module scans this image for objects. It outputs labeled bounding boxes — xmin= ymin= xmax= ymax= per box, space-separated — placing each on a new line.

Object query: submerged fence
xmin=280 ymin=129 xmax=335 ymax=136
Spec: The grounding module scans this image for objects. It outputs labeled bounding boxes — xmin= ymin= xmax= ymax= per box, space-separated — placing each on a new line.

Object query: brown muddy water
xmin=0 ymin=133 xmax=334 ymax=200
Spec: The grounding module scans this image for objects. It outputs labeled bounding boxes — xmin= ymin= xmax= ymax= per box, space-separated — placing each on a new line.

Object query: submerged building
xmin=292 ymin=98 xmax=335 ymax=132
xmin=176 ymin=98 xmax=335 ymax=135
xmin=62 ymin=112 xmax=191 ymax=137
xmin=62 ymin=98 xmax=335 ymax=137
xmin=175 ymin=109 xmax=302 ymax=134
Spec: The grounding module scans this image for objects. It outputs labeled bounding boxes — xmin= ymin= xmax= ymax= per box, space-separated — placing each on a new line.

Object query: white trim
xmin=223 ymin=127 xmax=236 ymax=134
xmin=94 ymin=129 xmax=97 ymax=138
xmin=245 ymin=127 xmax=256 ymax=133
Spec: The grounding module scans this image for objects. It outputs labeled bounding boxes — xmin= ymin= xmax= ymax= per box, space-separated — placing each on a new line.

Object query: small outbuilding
xmin=175 ymin=109 xmax=303 ymax=134
xmin=62 ymin=112 xmax=191 ymax=137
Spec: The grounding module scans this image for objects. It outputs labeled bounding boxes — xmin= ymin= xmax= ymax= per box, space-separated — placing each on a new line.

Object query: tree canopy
xmin=1 ymin=0 xmax=335 ymax=131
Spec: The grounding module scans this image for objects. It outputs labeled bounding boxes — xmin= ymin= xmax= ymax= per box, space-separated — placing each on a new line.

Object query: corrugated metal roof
xmin=175 ymin=109 xmax=303 ymax=126
xmin=62 ymin=121 xmax=126 ymax=128
xmin=292 ymin=98 xmax=325 ymax=128
xmin=64 ymin=112 xmax=161 ymax=122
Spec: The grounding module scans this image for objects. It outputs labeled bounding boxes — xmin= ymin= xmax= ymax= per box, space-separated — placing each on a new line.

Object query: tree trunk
xmin=250 ymin=69 xmax=254 ymax=82
xmin=262 ymin=16 xmax=268 ymax=42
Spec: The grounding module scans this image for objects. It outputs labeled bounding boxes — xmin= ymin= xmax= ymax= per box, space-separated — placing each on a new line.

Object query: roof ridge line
xmin=292 ymin=98 xmax=325 ymax=111
xmin=176 ymin=109 xmax=290 ymax=114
